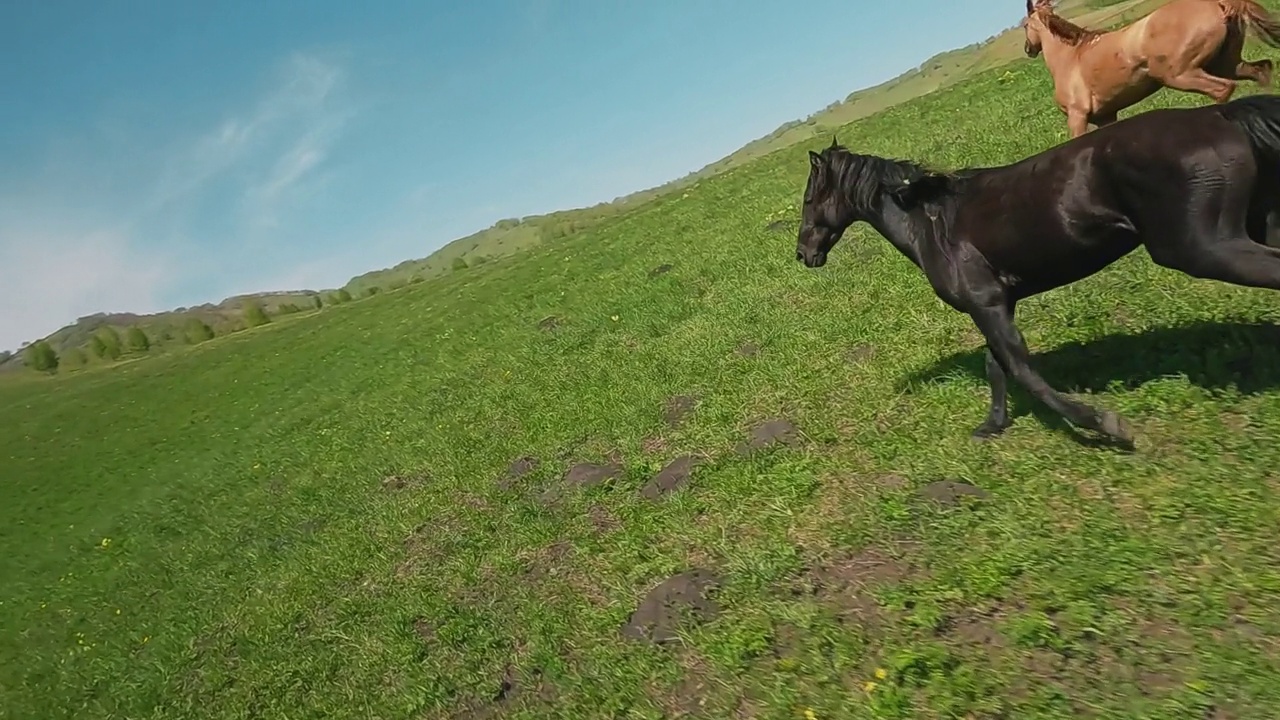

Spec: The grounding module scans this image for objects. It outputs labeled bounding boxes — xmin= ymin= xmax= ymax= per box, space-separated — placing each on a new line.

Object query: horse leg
xmin=1067 ymin=109 xmax=1090 ymax=138
xmin=973 ymin=312 xmax=1017 ymax=439
xmin=967 ymin=301 xmax=1134 ymax=448
xmin=1153 ymin=236 xmax=1280 ymax=289
xmin=1163 ymin=68 xmax=1238 ymax=102
xmin=1236 ymin=59 xmax=1274 ymax=87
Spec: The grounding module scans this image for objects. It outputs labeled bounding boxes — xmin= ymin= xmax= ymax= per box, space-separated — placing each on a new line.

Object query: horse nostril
xmin=796 ymin=250 xmax=804 ymax=262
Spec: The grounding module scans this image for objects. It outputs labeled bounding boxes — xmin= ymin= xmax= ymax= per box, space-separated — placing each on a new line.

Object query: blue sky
xmin=0 ymin=0 xmax=1017 ymax=351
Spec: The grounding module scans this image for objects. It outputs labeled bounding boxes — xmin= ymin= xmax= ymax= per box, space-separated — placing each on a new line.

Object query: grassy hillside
xmin=6 ymin=7 xmax=1280 ymax=717
xmin=2 ymin=0 xmax=1152 ymax=372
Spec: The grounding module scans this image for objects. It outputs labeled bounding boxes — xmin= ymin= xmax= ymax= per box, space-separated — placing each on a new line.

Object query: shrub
xmin=277 ymin=303 xmax=301 ymax=315
xmin=331 ymin=289 xmax=352 ymax=304
xmin=312 ymin=295 xmax=323 ymax=309
xmin=91 ymin=328 xmax=122 ymax=360
xmin=125 ymin=327 xmax=150 ymax=353
xmin=244 ymin=302 xmax=271 ymax=327
xmin=183 ymin=318 xmax=215 ymax=344
xmin=25 ymin=340 xmax=58 ymax=372
xmin=451 ymin=257 xmax=469 ymax=271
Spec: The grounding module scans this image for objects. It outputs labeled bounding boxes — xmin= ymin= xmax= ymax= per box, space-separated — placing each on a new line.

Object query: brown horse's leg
xmin=1067 ymin=110 xmax=1090 ymax=138
xmin=1236 ymin=59 xmax=1274 ymax=87
xmin=1163 ymin=69 xmax=1238 ymax=102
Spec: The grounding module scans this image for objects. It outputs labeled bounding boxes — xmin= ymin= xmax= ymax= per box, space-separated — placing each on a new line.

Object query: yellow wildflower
xmin=804 ymin=709 xmax=817 ymax=720
xmin=100 ymin=538 xmax=111 ymax=548
xmin=875 ymin=667 xmax=887 ymax=680
xmin=863 ymin=681 xmax=878 ymax=693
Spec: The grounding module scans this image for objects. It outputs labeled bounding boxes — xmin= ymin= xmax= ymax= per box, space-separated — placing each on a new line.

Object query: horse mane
xmin=1036 ymin=6 xmax=1103 ymax=46
xmin=824 ymin=144 xmax=957 ymax=210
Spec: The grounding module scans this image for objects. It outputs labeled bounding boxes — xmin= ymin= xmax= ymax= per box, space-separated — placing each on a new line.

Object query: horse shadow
xmin=900 ymin=320 xmax=1280 ymax=444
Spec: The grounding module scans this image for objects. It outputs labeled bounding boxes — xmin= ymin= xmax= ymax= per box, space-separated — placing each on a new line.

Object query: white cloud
xmin=148 ymin=51 xmax=348 ymax=217
xmin=0 ymin=229 xmax=169 ymax=352
xmin=0 ymin=51 xmax=356 ymax=351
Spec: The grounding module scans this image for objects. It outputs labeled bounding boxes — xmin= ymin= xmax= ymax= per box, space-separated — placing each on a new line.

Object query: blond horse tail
xmin=1222 ymin=0 xmax=1280 ymax=48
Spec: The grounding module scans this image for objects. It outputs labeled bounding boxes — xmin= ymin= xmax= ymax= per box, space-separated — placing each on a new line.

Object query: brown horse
xmin=1023 ymin=0 xmax=1280 ymax=137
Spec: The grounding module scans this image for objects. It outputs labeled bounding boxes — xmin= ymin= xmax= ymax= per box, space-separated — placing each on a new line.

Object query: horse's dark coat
xmin=797 ymin=94 xmax=1280 ymax=447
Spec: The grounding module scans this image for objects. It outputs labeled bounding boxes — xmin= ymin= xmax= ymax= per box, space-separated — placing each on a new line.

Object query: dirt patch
xmin=539 ymin=460 xmax=625 ymax=506
xmin=588 ymin=504 xmax=621 ymax=534
xmin=735 ymin=418 xmax=801 ymax=454
xmin=396 ymin=523 xmax=439 ymax=579
xmin=663 ymin=394 xmax=698 ymax=427
xmin=520 ymin=540 xmax=574 ymax=583
xmin=497 ymin=456 xmax=540 ymax=490
xmin=788 ymin=545 xmax=920 ymax=630
xmin=649 ymin=655 xmax=720 ymax=718
xmin=412 ymin=617 xmax=436 ymax=643
xmin=621 ymin=569 xmax=721 ymax=645
xmin=940 ymin=608 xmax=1008 ymax=661
xmin=649 ymin=263 xmax=674 ymax=278
xmin=537 ymin=316 xmax=561 ymax=332
xmin=641 ymin=455 xmax=703 ymax=501
xmin=877 ymin=473 xmax=909 ymax=491
xmin=449 ymin=662 xmax=556 ymax=720
xmin=919 ymin=479 xmax=989 ymax=507
xmin=381 ymin=472 xmax=426 ymax=492
xmin=641 ymin=434 xmax=670 ymax=455
xmin=736 ymin=342 xmax=760 ymax=357
xmin=846 ymin=344 xmax=876 ymax=364
xmin=766 ymin=220 xmax=789 ymax=234
xmin=565 ymin=461 xmax=624 ymax=488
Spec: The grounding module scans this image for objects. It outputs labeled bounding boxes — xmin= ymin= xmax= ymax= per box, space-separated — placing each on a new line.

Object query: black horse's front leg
xmin=972 ymin=347 xmax=1012 ymax=439
xmin=968 ymin=302 xmax=1134 ymax=449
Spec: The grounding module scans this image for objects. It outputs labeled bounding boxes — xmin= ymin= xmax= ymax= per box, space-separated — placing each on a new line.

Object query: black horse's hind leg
xmin=1153 ymin=237 xmax=1280 ymax=289
xmin=968 ymin=301 xmax=1134 ymax=448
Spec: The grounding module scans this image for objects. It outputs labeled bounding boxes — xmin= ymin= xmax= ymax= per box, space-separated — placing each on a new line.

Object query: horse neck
xmin=860 ymin=194 xmax=928 ymax=268
xmin=1037 ymin=30 xmax=1084 ymax=78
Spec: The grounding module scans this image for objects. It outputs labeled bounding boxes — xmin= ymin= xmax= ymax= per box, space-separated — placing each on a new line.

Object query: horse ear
xmin=1026 ymin=0 xmax=1034 ymax=13
xmin=808 ymin=150 xmax=824 ymax=170
xmin=829 ymin=135 xmax=839 ymax=149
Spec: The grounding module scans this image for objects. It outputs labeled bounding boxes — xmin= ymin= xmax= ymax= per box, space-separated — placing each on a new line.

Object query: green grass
xmin=7 ymin=20 xmax=1280 ymax=720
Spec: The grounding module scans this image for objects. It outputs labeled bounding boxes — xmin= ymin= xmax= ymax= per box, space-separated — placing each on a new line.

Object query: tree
xmin=25 ymin=340 xmax=58 ymax=373
xmin=91 ymin=327 xmax=122 ymax=360
xmin=331 ymin=289 xmax=352 ymax=304
xmin=183 ymin=318 xmax=215 ymax=344
xmin=244 ymin=302 xmax=271 ymax=327
xmin=312 ymin=295 xmax=323 ymax=309
xmin=125 ymin=327 xmax=150 ymax=353
xmin=0 ymin=350 xmax=11 ymax=364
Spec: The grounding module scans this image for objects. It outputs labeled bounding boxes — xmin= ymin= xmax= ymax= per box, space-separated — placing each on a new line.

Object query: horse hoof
xmin=1099 ymin=410 xmax=1134 ymax=448
xmin=971 ymin=421 xmax=1008 ymax=440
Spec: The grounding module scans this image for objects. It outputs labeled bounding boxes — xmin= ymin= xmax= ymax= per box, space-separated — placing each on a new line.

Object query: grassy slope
xmin=6 ymin=8 xmax=1280 ymax=720
xmin=2 ymin=0 xmax=1145 ymax=369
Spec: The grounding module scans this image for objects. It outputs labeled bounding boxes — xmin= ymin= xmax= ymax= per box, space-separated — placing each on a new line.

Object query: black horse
xmin=796 ymin=93 xmax=1280 ymax=449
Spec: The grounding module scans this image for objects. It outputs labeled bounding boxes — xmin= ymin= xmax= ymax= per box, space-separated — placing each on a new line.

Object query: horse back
xmin=949 ymin=104 xmax=1254 ymax=295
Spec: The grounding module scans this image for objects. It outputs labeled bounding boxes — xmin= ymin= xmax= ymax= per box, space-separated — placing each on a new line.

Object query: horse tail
xmin=1219 ymin=94 xmax=1280 ymax=167
xmin=1222 ymin=0 xmax=1280 ymax=48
